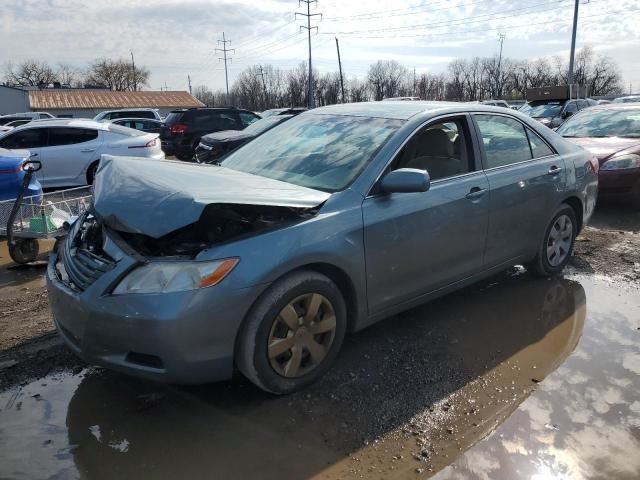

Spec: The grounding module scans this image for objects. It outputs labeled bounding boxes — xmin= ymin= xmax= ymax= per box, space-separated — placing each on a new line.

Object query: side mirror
xmin=380 ymin=168 xmax=431 ymax=194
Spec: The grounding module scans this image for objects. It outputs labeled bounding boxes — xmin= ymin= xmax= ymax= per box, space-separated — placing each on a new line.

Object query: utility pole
xmin=161 ymin=81 xmax=168 ymax=92
xmin=216 ymin=31 xmax=235 ymax=97
xmin=258 ymin=65 xmax=269 ymax=108
xmin=568 ymin=0 xmax=580 ymax=87
xmin=188 ymin=74 xmax=192 ymax=95
xmin=496 ymin=33 xmax=506 ymax=98
xmin=296 ymin=0 xmax=322 ymax=109
xmin=130 ymin=50 xmax=137 ymax=91
xmin=335 ymin=37 xmax=345 ymax=103
xmin=413 ymin=66 xmax=416 ymax=97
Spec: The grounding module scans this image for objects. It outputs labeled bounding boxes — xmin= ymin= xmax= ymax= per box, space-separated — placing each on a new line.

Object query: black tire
xmin=86 ymin=161 xmax=99 ymax=185
xmin=527 ymin=203 xmax=577 ymax=277
xmin=237 ymin=270 xmax=347 ymax=395
xmin=9 ymin=239 xmax=39 ymax=264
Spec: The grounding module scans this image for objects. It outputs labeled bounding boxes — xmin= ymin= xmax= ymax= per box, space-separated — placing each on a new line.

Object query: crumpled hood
xmin=564 ymin=136 xmax=640 ymax=163
xmin=93 ymin=155 xmax=330 ymax=238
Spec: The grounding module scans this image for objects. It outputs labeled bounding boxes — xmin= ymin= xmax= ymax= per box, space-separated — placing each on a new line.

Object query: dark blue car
xmin=0 ymin=148 xmax=42 ymax=201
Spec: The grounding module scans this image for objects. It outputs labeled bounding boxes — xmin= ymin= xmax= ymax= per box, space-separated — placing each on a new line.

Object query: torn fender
xmin=93 ymin=155 xmax=330 ymax=239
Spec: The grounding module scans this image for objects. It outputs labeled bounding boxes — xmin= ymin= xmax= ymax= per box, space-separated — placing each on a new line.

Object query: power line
xmin=296 ymin=0 xmax=322 ymax=109
xmin=215 ymin=31 xmax=235 ymax=96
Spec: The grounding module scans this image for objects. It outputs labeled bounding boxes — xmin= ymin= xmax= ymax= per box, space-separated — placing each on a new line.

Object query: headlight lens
xmin=113 ymin=258 xmax=239 ymax=295
xmin=601 ymin=154 xmax=640 ymax=171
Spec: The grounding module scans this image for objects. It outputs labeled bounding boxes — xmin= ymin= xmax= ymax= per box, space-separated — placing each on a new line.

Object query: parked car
xmin=613 ymin=96 xmax=640 ymax=104
xmin=109 ymin=118 xmax=163 ymax=134
xmin=595 ymin=99 xmax=612 ymax=105
xmin=161 ymin=107 xmax=261 ymax=160
xmin=0 ymin=119 xmax=32 ymax=133
xmin=260 ymin=107 xmax=307 ymax=118
xmin=47 ymin=102 xmax=597 ymax=394
xmin=557 ymin=103 xmax=640 ymax=208
xmin=525 ymin=99 xmax=591 ymax=128
xmin=0 ymin=112 xmax=55 ymax=123
xmin=194 ymin=114 xmax=293 ymax=163
xmin=482 ymin=100 xmax=511 ymax=108
xmin=0 ymin=119 xmax=164 ymax=188
xmin=93 ymin=108 xmax=162 ymax=122
xmin=0 ymin=148 xmax=42 ymax=201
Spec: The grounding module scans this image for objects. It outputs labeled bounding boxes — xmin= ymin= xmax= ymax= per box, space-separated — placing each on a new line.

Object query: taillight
xmin=128 ymin=138 xmax=158 ymax=149
xmin=169 ymin=123 xmax=188 ymax=135
xmin=588 ymin=156 xmax=599 ymax=173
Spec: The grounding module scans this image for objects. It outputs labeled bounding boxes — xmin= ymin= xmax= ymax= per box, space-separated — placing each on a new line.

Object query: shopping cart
xmin=0 ymin=161 xmax=93 ymax=264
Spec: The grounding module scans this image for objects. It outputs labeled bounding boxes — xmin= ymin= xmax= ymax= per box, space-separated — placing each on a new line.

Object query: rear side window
xmin=126 ymin=111 xmax=155 ymax=119
xmin=526 ymin=128 xmax=555 ymax=158
xmin=239 ymin=112 xmax=260 ymax=127
xmin=48 ymin=128 xmax=98 ymax=146
xmin=190 ymin=111 xmax=238 ymax=130
xmin=474 ymin=114 xmax=532 ymax=168
xmin=164 ymin=112 xmax=184 ymax=125
xmin=0 ymin=128 xmax=48 ymax=149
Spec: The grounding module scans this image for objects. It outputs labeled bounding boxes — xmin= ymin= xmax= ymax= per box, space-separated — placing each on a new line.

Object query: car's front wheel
xmin=237 ymin=270 xmax=347 ymax=395
xmin=527 ymin=203 xmax=577 ymax=276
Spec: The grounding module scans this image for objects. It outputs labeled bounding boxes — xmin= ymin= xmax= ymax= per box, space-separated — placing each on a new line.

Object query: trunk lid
xmin=93 ymin=155 xmax=330 ymax=238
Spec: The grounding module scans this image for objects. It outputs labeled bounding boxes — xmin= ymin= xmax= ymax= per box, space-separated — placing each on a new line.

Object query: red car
xmin=557 ymin=103 xmax=640 ymax=208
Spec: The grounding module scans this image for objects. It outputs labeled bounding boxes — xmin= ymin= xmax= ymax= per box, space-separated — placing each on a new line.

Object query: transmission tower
xmin=215 ymin=32 xmax=235 ymax=97
xmin=296 ymin=0 xmax=322 ymax=109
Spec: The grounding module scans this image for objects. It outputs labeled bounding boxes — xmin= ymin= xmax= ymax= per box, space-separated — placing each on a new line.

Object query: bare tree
xmin=367 ymin=60 xmax=409 ymax=100
xmin=348 ymin=77 xmax=369 ymax=102
xmin=193 ymin=85 xmax=215 ymax=106
xmin=85 ymin=58 xmax=149 ymax=91
xmin=4 ymin=59 xmax=58 ymax=86
xmin=56 ymin=63 xmax=84 ymax=87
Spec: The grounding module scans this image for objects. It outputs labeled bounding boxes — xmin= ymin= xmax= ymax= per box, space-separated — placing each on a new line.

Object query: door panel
xmin=363 ymin=172 xmax=490 ymax=314
xmin=41 ymin=128 xmax=103 ymax=187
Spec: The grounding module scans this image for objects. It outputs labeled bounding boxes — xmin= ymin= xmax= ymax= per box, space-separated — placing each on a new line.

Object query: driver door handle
xmin=81 ymin=148 xmax=96 ymax=153
xmin=465 ymin=187 xmax=488 ymax=200
xmin=548 ymin=166 xmax=563 ymax=175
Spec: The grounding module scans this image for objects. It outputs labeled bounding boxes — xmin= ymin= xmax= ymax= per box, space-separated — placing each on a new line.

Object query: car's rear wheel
xmin=237 ymin=270 xmax=347 ymax=395
xmin=86 ymin=161 xmax=99 ymax=185
xmin=527 ymin=204 xmax=577 ymax=277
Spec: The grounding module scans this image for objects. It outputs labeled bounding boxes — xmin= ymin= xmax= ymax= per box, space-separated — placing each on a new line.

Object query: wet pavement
xmin=1 ymin=269 xmax=638 ymax=479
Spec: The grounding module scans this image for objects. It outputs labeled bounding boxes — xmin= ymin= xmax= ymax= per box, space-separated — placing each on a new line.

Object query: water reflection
xmin=58 ymin=275 xmax=586 ymax=480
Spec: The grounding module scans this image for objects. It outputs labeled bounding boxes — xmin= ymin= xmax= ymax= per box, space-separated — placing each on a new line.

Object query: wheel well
xmin=301 ymin=263 xmax=359 ymax=333
xmin=562 ymin=196 xmax=583 ymax=233
xmin=86 ymin=160 xmax=100 ymax=184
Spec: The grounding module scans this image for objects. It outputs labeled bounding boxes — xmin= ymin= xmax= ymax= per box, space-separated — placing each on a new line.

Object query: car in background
xmin=260 ymin=107 xmax=307 ymax=118
xmin=0 ymin=112 xmax=54 ymax=126
xmin=613 ymin=96 xmax=640 ymax=104
xmin=47 ymin=102 xmax=597 ymax=394
xmin=93 ymin=108 xmax=162 ymax=122
xmin=109 ymin=118 xmax=163 ymax=134
xmin=557 ymin=103 xmax=640 ymax=208
xmin=0 ymin=119 xmax=33 ymax=134
xmin=0 ymin=148 xmax=42 ymax=201
xmin=383 ymin=96 xmax=421 ymax=101
xmin=161 ymin=107 xmax=261 ymax=160
xmin=0 ymin=119 xmax=164 ymax=188
xmin=525 ymin=99 xmax=591 ymax=128
xmin=481 ymin=100 xmax=511 ymax=108
xmin=194 ymin=114 xmax=293 ymax=163
xmin=595 ymin=99 xmax=612 ymax=105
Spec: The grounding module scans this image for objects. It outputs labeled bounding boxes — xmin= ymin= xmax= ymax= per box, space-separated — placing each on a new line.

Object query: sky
xmin=2 ymin=0 xmax=640 ymax=94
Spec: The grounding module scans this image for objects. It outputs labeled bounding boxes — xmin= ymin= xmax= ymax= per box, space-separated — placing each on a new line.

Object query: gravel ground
xmin=0 ymin=205 xmax=639 ymax=392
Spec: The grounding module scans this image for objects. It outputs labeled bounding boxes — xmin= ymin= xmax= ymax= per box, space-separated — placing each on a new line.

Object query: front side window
xmin=474 ymin=114 xmax=532 ymax=168
xmin=394 ymin=118 xmax=473 ymax=181
xmin=221 ymin=114 xmax=403 ymax=192
xmin=47 ymin=127 xmax=98 ymax=146
xmin=0 ymin=128 xmax=47 ymax=149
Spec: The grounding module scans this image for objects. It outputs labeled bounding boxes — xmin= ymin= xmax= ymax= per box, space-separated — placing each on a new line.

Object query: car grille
xmin=56 ymin=215 xmax=115 ymax=292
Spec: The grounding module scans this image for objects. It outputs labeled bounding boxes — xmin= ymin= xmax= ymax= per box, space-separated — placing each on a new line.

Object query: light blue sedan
xmin=47 ymin=102 xmax=598 ymax=394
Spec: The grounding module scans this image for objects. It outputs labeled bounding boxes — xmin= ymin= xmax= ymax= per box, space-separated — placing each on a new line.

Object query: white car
xmin=93 ymin=108 xmax=162 ymax=122
xmin=0 ymin=119 xmax=164 ymax=188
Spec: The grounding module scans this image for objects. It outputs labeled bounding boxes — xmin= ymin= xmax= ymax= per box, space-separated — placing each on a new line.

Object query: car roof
xmin=110 ymin=117 xmax=162 ymax=122
xmin=307 ymin=101 xmax=508 ymax=120
xmin=15 ymin=118 xmax=108 ymax=130
xmin=580 ymin=103 xmax=640 ymax=112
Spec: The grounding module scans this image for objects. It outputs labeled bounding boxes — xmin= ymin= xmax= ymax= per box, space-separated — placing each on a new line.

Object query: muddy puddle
xmin=0 ymin=272 xmax=638 ymax=479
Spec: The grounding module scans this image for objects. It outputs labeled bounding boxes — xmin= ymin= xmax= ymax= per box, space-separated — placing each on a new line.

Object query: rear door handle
xmin=465 ymin=187 xmax=488 ymax=200
xmin=548 ymin=166 xmax=563 ymax=175
xmin=81 ymin=148 xmax=96 ymax=153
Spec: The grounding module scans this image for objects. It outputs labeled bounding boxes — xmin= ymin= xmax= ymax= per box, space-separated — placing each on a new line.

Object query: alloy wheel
xmin=546 ymin=214 xmax=573 ymax=267
xmin=267 ymin=293 xmax=337 ymax=378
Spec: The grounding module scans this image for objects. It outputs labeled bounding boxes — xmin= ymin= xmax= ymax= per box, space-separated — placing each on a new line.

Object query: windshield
xmin=528 ymin=103 xmax=563 ymax=118
xmin=242 ymin=116 xmax=289 ymax=135
xmin=220 ymin=114 xmax=403 ymax=192
xmin=557 ymin=108 xmax=640 ymax=138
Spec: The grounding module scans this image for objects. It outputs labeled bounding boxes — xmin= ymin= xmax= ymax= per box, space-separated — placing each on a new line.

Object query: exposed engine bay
xmin=114 ymin=203 xmax=318 ymax=257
